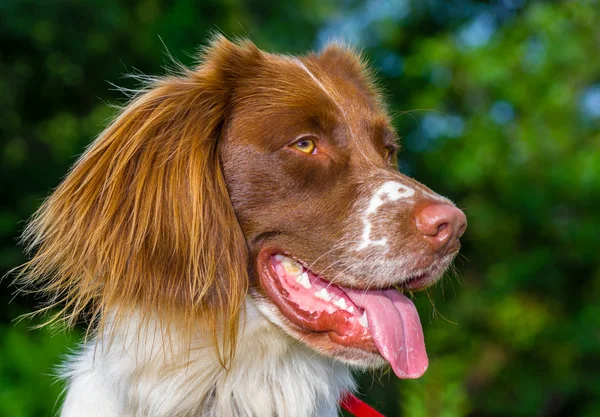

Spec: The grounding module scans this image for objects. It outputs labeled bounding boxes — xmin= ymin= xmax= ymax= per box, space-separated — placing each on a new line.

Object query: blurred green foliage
xmin=0 ymin=322 xmax=79 ymax=417
xmin=1 ymin=1 xmax=599 ymax=416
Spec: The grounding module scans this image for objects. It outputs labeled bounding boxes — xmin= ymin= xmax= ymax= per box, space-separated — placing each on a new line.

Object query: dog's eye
xmin=291 ymin=138 xmax=317 ymax=154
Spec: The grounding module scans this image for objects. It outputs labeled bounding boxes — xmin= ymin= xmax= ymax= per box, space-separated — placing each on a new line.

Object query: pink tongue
xmin=346 ymin=289 xmax=428 ymax=378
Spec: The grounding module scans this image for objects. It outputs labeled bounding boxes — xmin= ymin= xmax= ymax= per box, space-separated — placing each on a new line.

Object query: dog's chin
xmin=253 ymin=247 xmax=451 ymax=378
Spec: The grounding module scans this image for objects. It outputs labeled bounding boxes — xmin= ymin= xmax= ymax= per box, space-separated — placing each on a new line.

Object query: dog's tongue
xmin=346 ymin=289 xmax=428 ymax=378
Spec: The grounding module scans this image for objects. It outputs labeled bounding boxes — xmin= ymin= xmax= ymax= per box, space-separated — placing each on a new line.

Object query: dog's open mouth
xmin=259 ymin=252 xmax=429 ymax=379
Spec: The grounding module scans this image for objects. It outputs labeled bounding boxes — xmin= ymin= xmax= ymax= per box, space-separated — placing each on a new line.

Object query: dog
xmin=17 ymin=36 xmax=466 ymax=417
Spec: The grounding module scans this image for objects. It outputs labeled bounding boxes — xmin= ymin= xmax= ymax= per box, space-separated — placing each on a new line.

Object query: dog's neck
xmin=60 ymin=298 xmax=354 ymax=417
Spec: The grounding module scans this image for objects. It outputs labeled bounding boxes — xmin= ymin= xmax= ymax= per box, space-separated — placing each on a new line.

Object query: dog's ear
xmin=16 ymin=35 xmax=262 ymax=364
xmin=317 ymin=42 xmax=383 ymax=105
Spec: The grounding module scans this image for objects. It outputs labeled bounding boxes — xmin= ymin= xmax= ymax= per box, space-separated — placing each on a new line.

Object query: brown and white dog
xmin=17 ymin=36 xmax=466 ymax=417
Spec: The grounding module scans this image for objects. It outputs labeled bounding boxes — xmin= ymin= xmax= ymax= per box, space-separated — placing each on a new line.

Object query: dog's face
xmin=221 ymin=46 xmax=466 ymax=377
xmin=19 ymin=37 xmax=465 ymax=379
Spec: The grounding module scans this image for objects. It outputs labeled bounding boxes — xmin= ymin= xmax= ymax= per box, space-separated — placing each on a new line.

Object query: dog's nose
xmin=415 ymin=203 xmax=467 ymax=252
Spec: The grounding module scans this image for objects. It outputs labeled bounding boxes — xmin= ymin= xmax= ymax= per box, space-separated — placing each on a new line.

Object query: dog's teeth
xmin=359 ymin=311 xmax=369 ymax=328
xmin=274 ymin=254 xmax=284 ymax=261
xmin=314 ymin=288 xmax=333 ymax=302
xmin=333 ymin=298 xmax=348 ymax=310
xmin=282 ymin=257 xmax=303 ymax=275
xmin=297 ymin=272 xmax=312 ymax=289
xmin=347 ymin=306 xmax=355 ymax=314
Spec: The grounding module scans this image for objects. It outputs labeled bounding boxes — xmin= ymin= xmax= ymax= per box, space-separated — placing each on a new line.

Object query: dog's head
xmin=18 ymin=36 xmax=465 ymax=378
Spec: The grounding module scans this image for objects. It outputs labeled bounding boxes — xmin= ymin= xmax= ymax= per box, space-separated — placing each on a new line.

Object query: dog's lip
xmin=261 ymin=249 xmax=435 ymax=293
xmin=256 ymin=248 xmax=379 ymax=353
xmin=400 ymin=271 xmax=431 ymax=291
xmin=255 ymin=247 xmax=437 ymax=347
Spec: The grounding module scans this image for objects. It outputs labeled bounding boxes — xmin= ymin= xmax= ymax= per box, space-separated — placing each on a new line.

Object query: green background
xmin=1 ymin=0 xmax=599 ymax=416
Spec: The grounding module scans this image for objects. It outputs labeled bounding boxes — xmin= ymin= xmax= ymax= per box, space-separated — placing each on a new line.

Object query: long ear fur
xmin=15 ymin=35 xmax=262 ymax=364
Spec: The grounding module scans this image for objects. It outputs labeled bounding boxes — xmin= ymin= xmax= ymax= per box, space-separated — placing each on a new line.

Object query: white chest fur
xmin=59 ymin=299 xmax=354 ymax=417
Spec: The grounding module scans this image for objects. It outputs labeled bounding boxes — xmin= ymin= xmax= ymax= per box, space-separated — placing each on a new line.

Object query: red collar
xmin=340 ymin=392 xmax=385 ymax=417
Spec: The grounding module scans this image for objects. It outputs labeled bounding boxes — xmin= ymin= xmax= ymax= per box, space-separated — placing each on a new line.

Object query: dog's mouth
xmin=258 ymin=251 xmax=430 ymax=379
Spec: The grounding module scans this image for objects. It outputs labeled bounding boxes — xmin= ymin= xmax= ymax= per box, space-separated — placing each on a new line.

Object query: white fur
xmin=357 ymin=181 xmax=415 ymax=251
xmin=58 ymin=298 xmax=354 ymax=417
